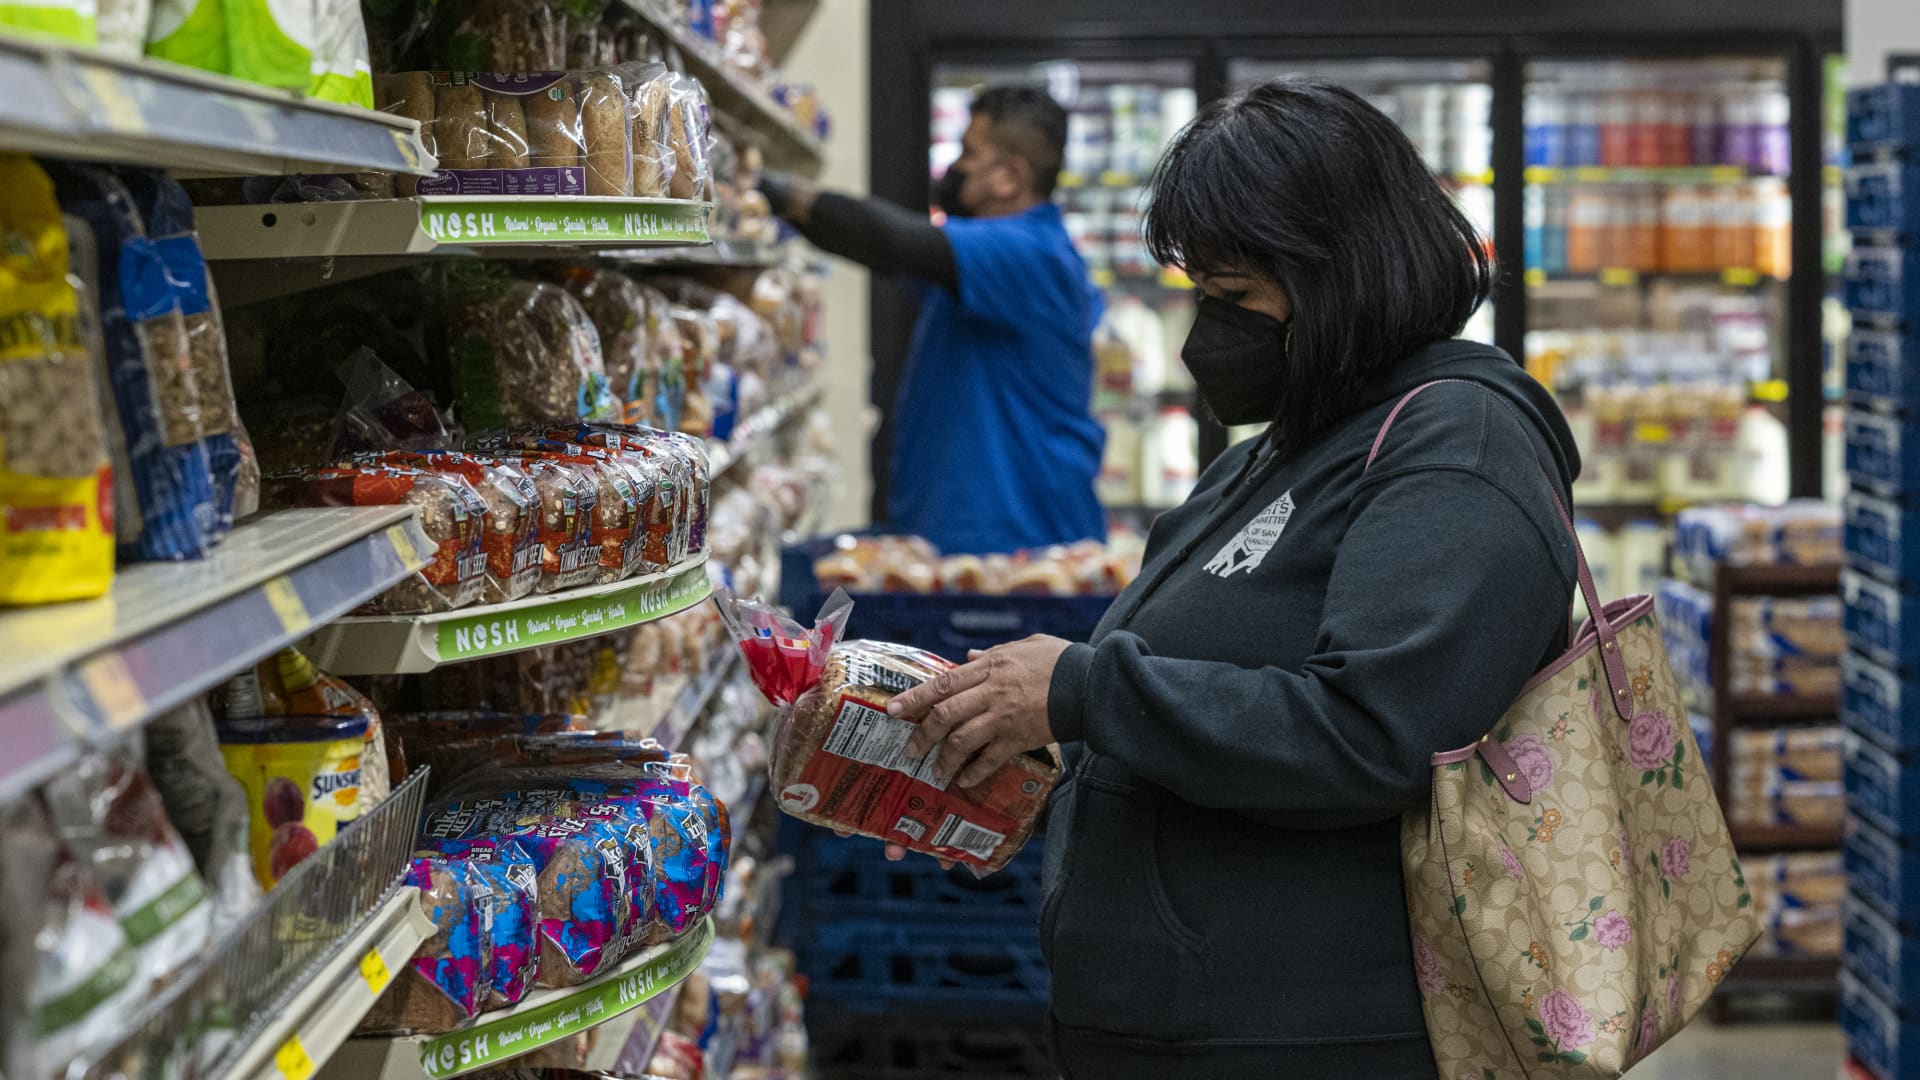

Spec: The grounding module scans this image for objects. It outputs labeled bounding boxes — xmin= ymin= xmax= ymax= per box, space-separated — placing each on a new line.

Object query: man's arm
xmin=761 ymin=172 xmax=958 ymax=290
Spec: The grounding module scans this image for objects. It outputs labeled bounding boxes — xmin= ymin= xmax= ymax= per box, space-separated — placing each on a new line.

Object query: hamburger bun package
xmin=717 ymin=589 xmax=1059 ymax=873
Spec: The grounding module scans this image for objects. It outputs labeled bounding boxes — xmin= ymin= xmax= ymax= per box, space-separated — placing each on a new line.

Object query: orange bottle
xmin=1630 ymin=188 xmax=1661 ymax=272
xmin=1752 ymin=178 xmax=1791 ymax=279
xmin=1568 ymin=191 xmax=1602 ymax=274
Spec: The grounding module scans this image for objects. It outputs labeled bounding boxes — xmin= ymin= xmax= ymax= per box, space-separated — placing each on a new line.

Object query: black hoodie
xmin=1039 ymin=340 xmax=1580 ymax=1079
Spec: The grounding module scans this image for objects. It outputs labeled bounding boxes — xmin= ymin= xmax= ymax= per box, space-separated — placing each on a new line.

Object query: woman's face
xmin=1192 ymin=270 xmax=1292 ymax=324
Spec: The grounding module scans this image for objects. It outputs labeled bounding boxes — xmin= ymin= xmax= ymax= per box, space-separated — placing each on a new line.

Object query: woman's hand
xmin=889 ymin=635 xmax=1071 ymax=789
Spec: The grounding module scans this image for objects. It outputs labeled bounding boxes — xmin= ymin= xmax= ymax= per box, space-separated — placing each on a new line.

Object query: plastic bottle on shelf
xmin=1630 ymin=187 xmax=1662 ymax=272
xmin=1661 ymin=186 xmax=1704 ymax=273
xmin=1543 ymin=188 xmax=1570 ymax=276
xmin=1570 ymin=95 xmax=1602 ymax=167
xmin=1661 ymin=92 xmax=1693 ymax=167
xmin=1722 ymin=86 xmax=1756 ymax=171
xmin=1691 ymin=91 xmax=1721 ymax=167
xmin=1630 ymin=94 xmax=1664 ymax=168
xmin=1141 ymin=406 xmax=1199 ymax=509
xmin=1568 ymin=190 xmax=1602 ymax=273
xmin=1525 ymin=185 xmax=1546 ymax=271
xmin=1097 ymin=413 xmax=1143 ymax=507
xmin=1600 ymin=92 xmax=1633 ymax=167
xmin=1752 ymin=177 xmax=1791 ymax=280
xmin=1756 ymin=85 xmax=1791 ymax=177
xmin=1525 ymin=89 xmax=1567 ymax=167
xmin=1709 ymin=183 xmax=1755 ymax=272
xmin=1618 ymin=520 xmax=1670 ymax=599
xmin=1735 ymin=401 xmax=1790 ymax=505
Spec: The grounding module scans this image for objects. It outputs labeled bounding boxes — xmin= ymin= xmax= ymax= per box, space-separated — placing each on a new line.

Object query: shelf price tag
xmin=1721 ymin=266 xmax=1761 ymax=287
xmin=77 ymin=65 xmax=147 ymax=135
xmin=359 ymin=947 xmax=392 ymax=995
xmin=275 ymin=1035 xmax=315 ymax=1080
xmin=79 ymin=653 xmax=145 ymax=730
xmin=1524 ymin=268 xmax=1547 ymax=287
xmin=1598 ymin=267 xmax=1638 ymax=287
xmin=391 ymin=129 xmax=424 ymax=171
xmin=387 ymin=524 xmax=425 ymax=567
xmin=263 ymin=577 xmax=310 ymax=635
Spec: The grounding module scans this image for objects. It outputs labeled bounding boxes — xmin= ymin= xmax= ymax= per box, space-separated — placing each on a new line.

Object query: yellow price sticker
xmin=78 ymin=66 xmax=146 ymax=135
xmin=1721 ymin=266 xmax=1761 ymax=287
xmin=1599 ymin=267 xmax=1638 ymax=287
xmin=359 ymin=947 xmax=392 ymax=995
xmin=275 ymin=1035 xmax=314 ymax=1080
xmin=1089 ymin=268 xmax=1116 ymax=288
xmin=1635 ymin=423 xmax=1672 ymax=444
xmin=1524 ymin=268 xmax=1547 ymax=287
xmin=386 ymin=524 xmax=423 ymax=567
xmin=1523 ymin=167 xmax=1558 ymax=185
xmin=1708 ymin=165 xmax=1746 ymax=183
xmin=79 ymin=653 xmax=145 ymax=730
xmin=262 ymin=577 xmax=310 ymax=635
xmin=1056 ymin=170 xmax=1087 ymax=189
xmin=1099 ymin=169 xmax=1133 ymax=188
xmin=1572 ymin=167 xmax=1611 ymax=184
xmin=1157 ymin=266 xmax=1193 ymax=290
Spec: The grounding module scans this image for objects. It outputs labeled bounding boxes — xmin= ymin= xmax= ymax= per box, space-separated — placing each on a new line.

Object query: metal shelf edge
xmin=195 ymin=197 xmax=715 ymax=261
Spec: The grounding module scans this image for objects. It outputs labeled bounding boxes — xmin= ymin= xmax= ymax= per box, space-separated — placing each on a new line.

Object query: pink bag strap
xmin=1367 ymin=379 xmax=1637 ymax=726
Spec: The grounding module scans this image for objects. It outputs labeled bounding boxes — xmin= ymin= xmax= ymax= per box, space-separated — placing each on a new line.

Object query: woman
xmin=887 ymin=79 xmax=1582 ymax=1078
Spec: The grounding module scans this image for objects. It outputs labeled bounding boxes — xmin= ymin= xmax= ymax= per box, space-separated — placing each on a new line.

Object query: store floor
xmin=1631 ymin=1020 xmax=1844 ymax=1079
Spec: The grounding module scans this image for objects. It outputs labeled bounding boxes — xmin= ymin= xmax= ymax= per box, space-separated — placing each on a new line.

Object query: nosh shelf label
xmin=436 ymin=564 xmax=712 ymax=661
xmin=419 ymin=200 xmax=711 ymax=245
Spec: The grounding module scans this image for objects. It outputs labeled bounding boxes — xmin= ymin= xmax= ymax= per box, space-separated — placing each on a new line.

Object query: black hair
xmin=971 ymin=85 xmax=1068 ymax=199
xmin=1143 ymin=77 xmax=1495 ymax=456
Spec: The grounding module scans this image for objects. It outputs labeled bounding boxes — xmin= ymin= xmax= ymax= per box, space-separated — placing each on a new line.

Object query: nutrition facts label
xmin=822 ymin=698 xmax=947 ymax=789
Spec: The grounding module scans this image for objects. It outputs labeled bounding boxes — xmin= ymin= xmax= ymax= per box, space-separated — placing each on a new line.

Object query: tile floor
xmin=1628 ymin=1021 xmax=1846 ymax=1079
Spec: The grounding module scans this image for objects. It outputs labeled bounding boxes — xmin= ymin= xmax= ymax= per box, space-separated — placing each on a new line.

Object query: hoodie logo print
xmin=1204 ymin=490 xmax=1294 ymax=579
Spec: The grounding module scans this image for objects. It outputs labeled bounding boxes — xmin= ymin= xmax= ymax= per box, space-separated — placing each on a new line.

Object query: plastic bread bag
xmin=142 ymin=700 xmax=265 ymax=936
xmin=719 ymin=589 xmax=1059 ymax=873
xmin=0 ymin=158 xmax=114 ymax=605
xmin=497 ymin=425 xmax=687 ymax=568
xmin=331 ymin=347 xmax=452 ymax=455
xmin=96 ymin=0 xmax=149 ymax=55
xmin=266 ymin=464 xmax=488 ymax=612
xmin=308 ymin=0 xmax=374 ymax=105
xmin=616 ymin=61 xmax=676 ymax=197
xmin=353 ymin=450 xmax=540 ymax=603
xmin=8 ymin=804 xmax=144 ymax=1078
xmin=42 ymin=745 xmax=212 ymax=994
xmin=631 ymin=282 xmax=686 ymax=430
xmin=49 ymin=162 xmax=218 ymax=563
xmin=419 ymin=802 xmax=630 ymax=986
xmin=664 ymin=71 xmax=712 ymax=202
xmin=121 ymin=169 xmax=248 ymax=540
xmin=430 ymin=0 xmax=566 ymax=71
xmin=550 ymin=265 xmax=650 ymax=406
xmin=449 ymin=453 xmax=597 ymax=593
xmin=361 ymin=855 xmax=493 ymax=1034
xmin=383 ymin=70 xmax=629 ymax=197
xmin=0 ymin=0 xmax=95 ymax=41
xmin=448 ymin=274 xmax=619 ymax=428
xmin=492 ymin=444 xmax=648 ymax=581
xmin=425 ymin=840 xmax=539 ymax=1007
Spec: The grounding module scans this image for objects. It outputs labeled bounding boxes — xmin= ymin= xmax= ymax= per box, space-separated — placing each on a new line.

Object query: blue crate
xmin=1846 ymin=651 xmax=1920 ymax=754
xmin=1847 ymin=410 xmax=1920 ymax=497
xmin=1851 ymin=85 xmax=1920 ymax=156
xmin=805 ymin=1016 xmax=1051 ymax=1078
xmin=1843 ymin=971 xmax=1920 ymax=1080
xmin=795 ymin=919 xmax=1049 ymax=1013
xmin=1847 ymin=733 xmax=1920 ymax=838
xmin=1848 ymin=327 xmax=1920 ymax=413
xmin=1847 ymin=896 xmax=1920 ymax=1005
xmin=1846 ymin=815 xmax=1920 ymax=923
xmin=1847 ymin=245 xmax=1920 ymax=326
xmin=779 ymin=539 xmax=1113 ymax=663
xmin=1847 ymin=569 xmax=1920 ymax=672
xmin=1848 ymin=491 xmax=1920 ymax=584
xmin=1850 ymin=160 xmax=1920 ymax=237
xmin=794 ymin=830 xmax=1044 ymax=922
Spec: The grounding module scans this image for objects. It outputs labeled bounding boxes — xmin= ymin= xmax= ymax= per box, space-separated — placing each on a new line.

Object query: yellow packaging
xmin=217 ymin=714 xmax=367 ymax=888
xmin=0 ymin=155 xmax=113 ymax=605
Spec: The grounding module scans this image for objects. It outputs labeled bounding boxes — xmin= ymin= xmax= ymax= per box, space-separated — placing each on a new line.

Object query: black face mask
xmin=1181 ymin=294 xmax=1292 ymax=426
xmin=934 ymin=165 xmax=974 ymax=218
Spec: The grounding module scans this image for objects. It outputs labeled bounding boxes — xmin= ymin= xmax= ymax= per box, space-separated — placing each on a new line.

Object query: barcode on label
xmin=894 ymin=815 xmax=927 ymax=841
xmin=822 ymin=699 xmax=946 ymax=789
xmin=931 ymin=815 xmax=1006 ymax=861
xmin=841 ymin=654 xmax=928 ymax=695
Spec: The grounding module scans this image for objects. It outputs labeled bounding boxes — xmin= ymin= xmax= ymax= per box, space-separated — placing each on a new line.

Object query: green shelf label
xmin=417 ymin=919 xmax=713 ymax=1079
xmin=419 ymin=199 xmax=711 ymax=246
xmin=436 ymin=563 xmax=711 ymax=661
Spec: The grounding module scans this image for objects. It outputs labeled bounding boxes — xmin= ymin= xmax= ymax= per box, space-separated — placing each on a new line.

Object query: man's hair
xmin=971 ymin=85 xmax=1068 ymax=199
xmin=1143 ymin=77 xmax=1495 ymax=458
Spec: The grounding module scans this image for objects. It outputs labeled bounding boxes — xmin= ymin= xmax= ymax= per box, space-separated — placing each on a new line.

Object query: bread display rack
xmin=0 ymin=506 xmax=430 ymax=804
xmin=195 ymin=195 xmax=714 ymax=259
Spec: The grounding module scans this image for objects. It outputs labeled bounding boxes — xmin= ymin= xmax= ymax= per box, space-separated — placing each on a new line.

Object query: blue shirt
xmin=889 ymin=203 xmax=1107 ymax=554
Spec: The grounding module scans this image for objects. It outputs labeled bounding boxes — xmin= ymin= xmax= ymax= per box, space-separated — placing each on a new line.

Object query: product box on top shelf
xmin=1846 ymin=245 xmax=1920 ymax=327
xmin=1849 ymin=84 xmax=1920 ymax=157
xmin=1846 ymin=651 xmax=1920 ymax=754
xmin=1846 ymin=569 xmax=1920 ymax=672
xmin=1848 ymin=326 xmax=1920 ymax=415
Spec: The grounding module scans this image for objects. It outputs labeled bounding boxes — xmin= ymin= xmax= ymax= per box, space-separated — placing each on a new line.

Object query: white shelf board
xmin=0 ymin=506 xmax=429 ymax=803
xmin=225 ymin=886 xmax=437 ymax=1080
xmin=195 ymin=196 xmax=713 ymax=260
xmin=302 ymin=556 xmax=713 ymax=675
xmin=0 ymin=34 xmax=433 ymax=176
xmin=321 ymin=917 xmax=715 ymax=1080
xmin=618 ymin=0 xmax=823 ymax=175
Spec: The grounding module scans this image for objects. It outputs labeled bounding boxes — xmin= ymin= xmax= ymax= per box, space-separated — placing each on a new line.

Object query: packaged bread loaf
xmin=512 ymin=424 xmax=693 ymax=567
xmin=0 ymin=156 xmax=114 ymax=604
xmin=375 ymin=74 xmax=438 ymax=196
xmin=389 ymin=71 xmax=639 ymax=197
xmin=362 ymin=856 xmax=492 ymax=1034
xmin=268 ymin=464 xmax=488 ymax=612
xmin=577 ymin=71 xmax=633 ymax=197
xmin=664 ymin=72 xmax=712 ymax=201
xmin=422 ymin=839 xmax=540 ymax=1008
xmin=552 ymin=266 xmax=651 ymax=408
xmin=494 ymin=446 xmax=647 ymax=582
xmin=470 ymin=455 xmax=597 ymax=592
xmin=620 ymin=62 xmax=676 ymax=197
xmin=451 ymin=278 xmax=619 ymax=428
xmin=355 ymin=451 xmax=541 ymax=604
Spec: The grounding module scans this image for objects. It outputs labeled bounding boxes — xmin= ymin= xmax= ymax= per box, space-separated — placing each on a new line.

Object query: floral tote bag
xmin=1374 ymin=382 xmax=1761 ymax=1078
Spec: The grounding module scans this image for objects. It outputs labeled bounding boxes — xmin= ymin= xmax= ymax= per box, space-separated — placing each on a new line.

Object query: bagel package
xmin=718 ymin=589 xmax=1060 ymax=872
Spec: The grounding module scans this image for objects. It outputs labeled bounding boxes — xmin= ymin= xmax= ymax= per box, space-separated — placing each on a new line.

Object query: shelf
xmin=709 ymin=383 xmax=825 ymax=480
xmin=323 ymin=917 xmax=715 ymax=1080
xmin=0 ymin=507 xmax=428 ymax=805
xmin=1728 ymin=695 xmax=1838 ymax=721
xmin=194 ymin=196 xmax=712 ymax=260
xmin=0 ymin=35 xmax=433 ymax=177
xmin=620 ymin=0 xmax=823 ymax=175
xmin=610 ymin=236 xmax=787 ymax=269
xmin=1524 ymin=165 xmax=1774 ymax=185
xmin=301 ymin=556 xmax=713 ymax=674
xmin=1718 ymin=955 xmax=1839 ymax=991
xmin=641 ymin=646 xmax=741 ymax=753
xmin=1717 ymin=564 xmax=1842 ymax=596
xmin=1730 ymin=824 xmax=1843 ymax=850
xmin=224 ymin=886 xmax=438 ymax=1080
xmin=1525 ymin=266 xmax=1779 ymax=288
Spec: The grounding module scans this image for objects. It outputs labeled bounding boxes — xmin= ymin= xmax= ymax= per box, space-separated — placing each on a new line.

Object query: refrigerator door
xmin=1521 ymin=55 xmax=1794 ymax=520
xmin=932 ymin=58 xmax=1200 ymax=530
xmin=1229 ymin=56 xmax=1498 ymax=356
